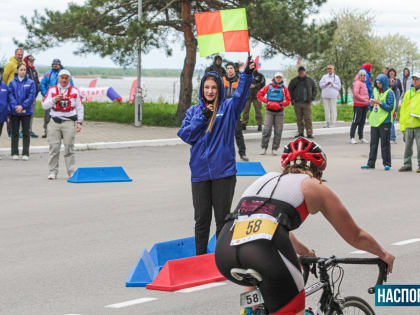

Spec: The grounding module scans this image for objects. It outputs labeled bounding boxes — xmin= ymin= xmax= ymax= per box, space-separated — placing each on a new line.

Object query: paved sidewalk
xmin=0 ymin=117 xmax=360 ymax=154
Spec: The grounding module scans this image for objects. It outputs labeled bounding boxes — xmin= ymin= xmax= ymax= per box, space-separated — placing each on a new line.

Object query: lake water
xmin=72 ymin=76 xmax=200 ymax=103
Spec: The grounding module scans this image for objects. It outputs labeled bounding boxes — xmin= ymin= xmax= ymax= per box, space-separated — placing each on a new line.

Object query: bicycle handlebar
xmin=299 ymin=256 xmax=388 ymax=293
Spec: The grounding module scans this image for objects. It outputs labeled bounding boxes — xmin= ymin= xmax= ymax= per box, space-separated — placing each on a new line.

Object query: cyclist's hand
xmin=306 ymin=249 xmax=316 ymax=257
xmin=380 ymin=252 xmax=395 ymax=274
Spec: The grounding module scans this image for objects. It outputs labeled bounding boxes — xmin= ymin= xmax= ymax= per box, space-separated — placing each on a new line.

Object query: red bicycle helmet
xmin=281 ymin=137 xmax=327 ymax=171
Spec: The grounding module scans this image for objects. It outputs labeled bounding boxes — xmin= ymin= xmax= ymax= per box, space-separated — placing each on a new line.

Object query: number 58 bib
xmin=230 ymin=213 xmax=278 ymax=246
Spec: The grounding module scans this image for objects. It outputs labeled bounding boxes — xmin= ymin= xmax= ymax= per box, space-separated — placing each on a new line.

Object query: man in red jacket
xmin=257 ymin=72 xmax=291 ymax=155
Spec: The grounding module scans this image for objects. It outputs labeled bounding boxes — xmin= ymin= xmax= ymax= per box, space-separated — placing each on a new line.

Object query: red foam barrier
xmin=146 ymin=253 xmax=225 ymax=291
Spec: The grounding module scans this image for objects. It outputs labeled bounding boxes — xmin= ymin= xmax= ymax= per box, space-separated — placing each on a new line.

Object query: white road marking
xmin=105 ymin=297 xmax=157 ymax=309
xmin=391 ymin=238 xmax=420 ymax=246
xmin=350 ymin=250 xmax=368 ymax=254
xmin=176 ymin=281 xmax=227 ymax=293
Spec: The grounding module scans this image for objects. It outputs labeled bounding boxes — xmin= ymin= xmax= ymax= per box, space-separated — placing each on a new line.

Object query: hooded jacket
xmin=0 ymin=82 xmax=10 ymax=122
xmin=178 ymin=71 xmax=253 ymax=182
xmin=23 ymin=56 xmax=40 ymax=97
xmin=8 ymin=74 xmax=36 ymax=116
xmin=352 ymin=73 xmax=369 ymax=107
xmin=2 ymin=57 xmax=25 ymax=85
xmin=40 ymin=66 xmax=74 ymax=96
xmin=369 ymin=74 xmax=395 ymax=125
xmin=361 ymin=64 xmax=373 ymax=98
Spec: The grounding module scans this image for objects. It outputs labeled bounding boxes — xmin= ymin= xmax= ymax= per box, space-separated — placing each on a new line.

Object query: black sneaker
xmin=398 ymin=166 xmax=412 ymax=172
xmin=307 ymin=134 xmax=314 ymax=139
xmin=42 ymin=133 xmax=47 ymax=139
xmin=240 ymin=155 xmax=249 ymax=162
xmin=417 ymin=168 xmax=420 ymax=173
xmin=30 ymin=131 xmax=39 ymax=138
xmin=295 ymin=133 xmax=304 ymax=138
xmin=257 ymin=125 xmax=262 ymax=131
xmin=242 ymin=124 xmax=247 ymax=131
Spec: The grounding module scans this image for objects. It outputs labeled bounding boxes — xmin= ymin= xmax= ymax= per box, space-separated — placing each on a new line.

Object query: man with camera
xmin=42 ymin=69 xmax=84 ymax=180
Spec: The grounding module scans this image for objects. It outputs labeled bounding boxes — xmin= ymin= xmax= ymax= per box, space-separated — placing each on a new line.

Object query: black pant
xmin=11 ymin=115 xmax=31 ymax=156
xmin=350 ymin=106 xmax=368 ymax=139
xmin=192 ymin=175 xmax=236 ymax=255
xmin=0 ymin=122 xmax=3 ymax=136
xmin=235 ymin=120 xmax=246 ymax=156
xmin=367 ymin=122 xmax=391 ymax=167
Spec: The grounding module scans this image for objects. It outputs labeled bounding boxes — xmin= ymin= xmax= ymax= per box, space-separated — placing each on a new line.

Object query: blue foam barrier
xmin=126 ymin=249 xmax=160 ymax=287
xmin=68 ymin=166 xmax=132 ymax=183
xmin=236 ymin=161 xmax=267 ymax=176
xmin=149 ymin=236 xmax=196 ymax=270
xmin=207 ymin=234 xmax=217 ymax=253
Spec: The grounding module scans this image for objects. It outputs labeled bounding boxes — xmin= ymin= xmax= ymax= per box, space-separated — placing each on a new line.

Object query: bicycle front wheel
xmin=327 ymin=296 xmax=375 ymax=315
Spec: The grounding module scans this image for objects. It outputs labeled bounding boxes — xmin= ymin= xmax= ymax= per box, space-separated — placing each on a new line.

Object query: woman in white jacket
xmin=319 ymin=65 xmax=341 ymax=128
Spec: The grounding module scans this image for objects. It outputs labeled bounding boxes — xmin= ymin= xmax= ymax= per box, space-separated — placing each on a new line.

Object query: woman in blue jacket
xmin=8 ymin=63 xmax=36 ymax=160
xmin=0 ymin=79 xmax=10 ymax=146
xmin=178 ymin=58 xmax=254 ymax=255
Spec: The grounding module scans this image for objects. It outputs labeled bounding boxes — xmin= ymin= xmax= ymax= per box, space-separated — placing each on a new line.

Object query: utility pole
xmin=135 ymin=0 xmax=143 ymax=126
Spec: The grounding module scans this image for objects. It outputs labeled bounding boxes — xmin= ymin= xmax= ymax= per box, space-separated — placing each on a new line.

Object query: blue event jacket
xmin=178 ymin=71 xmax=253 ymax=182
xmin=0 ymin=82 xmax=10 ymax=122
xmin=8 ymin=75 xmax=36 ymax=116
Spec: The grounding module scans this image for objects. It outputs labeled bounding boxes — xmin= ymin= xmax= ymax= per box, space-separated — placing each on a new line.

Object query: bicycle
xmin=231 ymin=255 xmax=388 ymax=315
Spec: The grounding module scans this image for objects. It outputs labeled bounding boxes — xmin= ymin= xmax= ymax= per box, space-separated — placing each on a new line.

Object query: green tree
xmin=16 ymin=0 xmax=336 ymax=121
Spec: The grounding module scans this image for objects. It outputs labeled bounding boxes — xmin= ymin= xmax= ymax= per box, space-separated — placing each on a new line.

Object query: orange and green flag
xmin=195 ymin=8 xmax=250 ymax=57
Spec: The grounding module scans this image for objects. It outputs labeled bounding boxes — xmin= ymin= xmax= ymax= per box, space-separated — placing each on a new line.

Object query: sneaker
xmin=240 ymin=155 xmax=249 ymax=162
xmin=416 ymin=168 xmax=420 ymax=173
xmin=361 ymin=164 xmax=374 ymax=169
xmin=359 ymin=138 xmax=369 ymax=144
xmin=398 ymin=166 xmax=412 ymax=172
xmin=257 ymin=125 xmax=262 ymax=132
xmin=30 ymin=131 xmax=39 ymax=138
xmin=242 ymin=124 xmax=247 ymax=131
xmin=260 ymin=148 xmax=267 ymax=155
xmin=271 ymin=149 xmax=278 ymax=156
xmin=391 ymin=140 xmax=397 ymax=144
xmin=384 ymin=165 xmax=391 ymax=171
xmin=350 ymin=138 xmax=357 ymax=144
xmin=307 ymin=134 xmax=314 ymax=139
xmin=323 ymin=123 xmax=329 ymax=128
xmin=295 ymin=133 xmax=304 ymax=138
xmin=22 ymin=155 xmax=29 ymax=161
xmin=19 ymin=131 xmax=23 ymax=139
xmin=12 ymin=155 xmax=19 ymax=160
xmin=42 ymin=133 xmax=47 ymax=139
xmin=48 ymin=173 xmax=56 ymax=180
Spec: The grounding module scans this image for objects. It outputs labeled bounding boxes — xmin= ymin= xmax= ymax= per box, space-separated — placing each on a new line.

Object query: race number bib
xmin=230 ymin=213 xmax=278 ymax=246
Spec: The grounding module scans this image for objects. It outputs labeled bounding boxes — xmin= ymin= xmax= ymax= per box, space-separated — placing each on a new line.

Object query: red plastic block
xmin=146 ymin=253 xmax=225 ymax=291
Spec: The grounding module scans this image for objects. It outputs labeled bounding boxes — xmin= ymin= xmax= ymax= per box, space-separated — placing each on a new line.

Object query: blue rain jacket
xmin=8 ymin=75 xmax=36 ymax=116
xmin=40 ymin=66 xmax=74 ymax=96
xmin=0 ymin=82 xmax=10 ymax=122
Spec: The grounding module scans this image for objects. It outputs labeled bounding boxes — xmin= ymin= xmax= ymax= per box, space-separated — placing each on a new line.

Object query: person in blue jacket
xmin=178 ymin=57 xmax=255 ymax=255
xmin=40 ymin=59 xmax=74 ymax=138
xmin=0 ymin=77 xmax=10 ymax=151
xmin=8 ymin=63 xmax=36 ymax=160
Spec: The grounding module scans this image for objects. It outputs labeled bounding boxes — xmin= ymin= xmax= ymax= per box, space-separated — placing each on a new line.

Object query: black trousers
xmin=350 ymin=106 xmax=368 ymax=139
xmin=367 ymin=122 xmax=391 ymax=167
xmin=235 ymin=120 xmax=246 ymax=156
xmin=11 ymin=115 xmax=31 ymax=156
xmin=191 ymin=175 xmax=236 ymax=255
xmin=0 ymin=122 xmax=3 ymax=136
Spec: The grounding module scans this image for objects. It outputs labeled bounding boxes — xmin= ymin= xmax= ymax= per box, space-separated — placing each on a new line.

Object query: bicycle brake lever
xmin=311 ymin=263 xmax=318 ymax=279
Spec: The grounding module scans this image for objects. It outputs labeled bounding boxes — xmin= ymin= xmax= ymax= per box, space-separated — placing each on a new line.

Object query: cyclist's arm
xmin=289 ymin=232 xmax=315 ymax=256
xmin=302 ymin=178 xmax=394 ymax=272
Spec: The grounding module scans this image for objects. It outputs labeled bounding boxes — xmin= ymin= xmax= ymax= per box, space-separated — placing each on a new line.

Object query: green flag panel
xmin=197 ymin=33 xmax=225 ymax=57
xmin=220 ymin=8 xmax=248 ymax=32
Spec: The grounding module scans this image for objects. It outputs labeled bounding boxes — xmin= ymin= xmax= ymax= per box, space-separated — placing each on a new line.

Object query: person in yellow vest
xmin=398 ymin=72 xmax=420 ymax=173
xmin=361 ymin=74 xmax=395 ymax=170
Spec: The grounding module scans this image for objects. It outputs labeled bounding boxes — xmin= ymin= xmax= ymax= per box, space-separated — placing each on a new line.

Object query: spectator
xmin=388 ymin=68 xmax=403 ymax=97
xmin=224 ymin=62 xmax=248 ymax=161
xmin=257 ymin=72 xmax=291 ymax=155
xmin=205 ymin=55 xmax=226 ymax=78
xmin=389 ymin=77 xmax=401 ymax=144
xmin=382 ymin=67 xmax=389 ymax=76
xmin=350 ymin=70 xmax=370 ymax=144
xmin=242 ymin=68 xmax=265 ymax=131
xmin=288 ymin=66 xmax=317 ymax=138
xmin=23 ymin=55 xmax=40 ymax=138
xmin=40 ymin=59 xmax=74 ymax=138
xmin=401 ymin=68 xmax=412 ymax=98
xmin=0 ymin=70 xmax=10 ymax=152
xmin=361 ymin=74 xmax=395 ymax=171
xmin=398 ymin=72 xmax=420 ymax=173
xmin=8 ymin=63 xmax=36 ymax=160
xmin=42 ymin=70 xmax=84 ymax=179
xmin=319 ymin=65 xmax=341 ymax=128
xmin=360 ymin=63 xmax=373 ymax=99
xmin=177 ymin=59 xmax=254 ymax=255
xmin=2 ymin=48 xmax=24 ymax=85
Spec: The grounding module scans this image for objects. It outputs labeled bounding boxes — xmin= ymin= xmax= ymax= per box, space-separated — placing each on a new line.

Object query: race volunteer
xmin=215 ymin=137 xmax=395 ymax=315
xmin=178 ymin=58 xmax=255 ymax=255
xmin=42 ymin=69 xmax=84 ymax=180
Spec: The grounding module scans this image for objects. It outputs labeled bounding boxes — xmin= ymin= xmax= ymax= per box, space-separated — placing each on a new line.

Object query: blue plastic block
xmin=236 ymin=161 xmax=267 ymax=176
xmin=126 ymin=249 xmax=160 ymax=287
xmin=149 ymin=236 xmax=196 ymax=270
xmin=207 ymin=234 xmax=217 ymax=253
xmin=68 ymin=166 xmax=132 ymax=183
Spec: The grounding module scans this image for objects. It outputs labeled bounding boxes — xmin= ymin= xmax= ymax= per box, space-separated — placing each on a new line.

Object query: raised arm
xmin=230 ymin=71 xmax=253 ymax=118
xmin=177 ymin=106 xmax=208 ymax=145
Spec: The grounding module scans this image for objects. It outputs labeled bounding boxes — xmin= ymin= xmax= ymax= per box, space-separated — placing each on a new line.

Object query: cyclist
xmin=215 ymin=137 xmax=395 ymax=315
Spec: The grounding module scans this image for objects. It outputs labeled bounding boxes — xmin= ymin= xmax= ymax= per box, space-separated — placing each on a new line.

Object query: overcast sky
xmin=0 ymin=0 xmax=419 ymax=69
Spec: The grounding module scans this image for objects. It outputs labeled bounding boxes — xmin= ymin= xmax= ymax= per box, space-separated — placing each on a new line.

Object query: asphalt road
xmin=1 ymin=132 xmax=419 ymax=315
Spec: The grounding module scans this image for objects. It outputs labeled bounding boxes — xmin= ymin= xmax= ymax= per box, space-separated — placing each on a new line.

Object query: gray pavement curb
xmin=0 ymin=124 xmax=399 ymax=155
